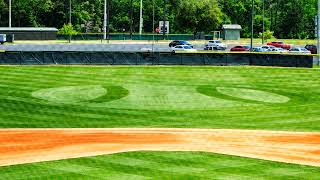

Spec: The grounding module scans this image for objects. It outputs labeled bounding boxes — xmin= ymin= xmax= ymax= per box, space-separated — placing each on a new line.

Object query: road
xmin=0 ymin=43 xmax=193 ymax=52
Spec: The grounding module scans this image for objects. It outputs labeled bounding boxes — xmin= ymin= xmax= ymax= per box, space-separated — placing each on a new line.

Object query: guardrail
xmin=0 ymin=51 xmax=313 ymax=68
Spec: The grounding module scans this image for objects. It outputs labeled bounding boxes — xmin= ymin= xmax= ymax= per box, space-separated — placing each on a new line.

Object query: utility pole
xmin=69 ymin=0 xmax=72 ymax=24
xmin=163 ymin=0 xmax=167 ymax=40
xmin=250 ymin=0 xmax=254 ymax=51
xmin=152 ymin=0 xmax=155 ymax=34
xmin=103 ymin=0 xmax=107 ymax=40
xmin=262 ymin=0 xmax=265 ymax=44
xmin=139 ymin=0 xmax=143 ymax=35
xmin=152 ymin=0 xmax=155 ymax=43
xmin=130 ymin=0 xmax=133 ymax=39
xmin=318 ymin=0 xmax=320 ymax=65
xmin=107 ymin=0 xmax=110 ymax=40
xmin=9 ymin=0 xmax=11 ymax=28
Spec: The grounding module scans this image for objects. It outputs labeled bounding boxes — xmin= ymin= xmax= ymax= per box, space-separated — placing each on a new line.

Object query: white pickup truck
xmin=0 ymin=34 xmax=6 ymax=44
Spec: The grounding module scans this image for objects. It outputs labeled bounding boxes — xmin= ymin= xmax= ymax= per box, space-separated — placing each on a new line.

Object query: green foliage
xmin=0 ymin=0 xmax=317 ymax=39
xmin=176 ymin=0 xmax=223 ymax=34
xmin=259 ymin=30 xmax=274 ymax=40
xmin=58 ymin=23 xmax=77 ymax=42
xmin=58 ymin=23 xmax=78 ymax=36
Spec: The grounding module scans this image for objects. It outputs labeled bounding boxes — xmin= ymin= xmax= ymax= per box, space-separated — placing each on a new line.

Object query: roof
xmin=222 ymin=24 xmax=242 ymax=30
xmin=0 ymin=27 xmax=58 ymax=32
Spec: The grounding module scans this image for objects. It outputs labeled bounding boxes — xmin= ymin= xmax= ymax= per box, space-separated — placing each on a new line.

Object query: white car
xmin=171 ymin=45 xmax=197 ymax=52
xmin=205 ymin=40 xmax=227 ymax=50
xmin=271 ymin=47 xmax=288 ymax=53
xmin=260 ymin=45 xmax=276 ymax=52
xmin=288 ymin=47 xmax=311 ymax=54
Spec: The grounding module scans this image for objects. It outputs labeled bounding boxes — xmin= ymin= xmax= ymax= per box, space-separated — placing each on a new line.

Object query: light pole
xmin=163 ymin=0 xmax=167 ymax=40
xmin=69 ymin=0 xmax=72 ymax=24
xmin=9 ymin=0 xmax=11 ymax=28
xmin=139 ymin=0 xmax=143 ymax=35
xmin=250 ymin=0 xmax=254 ymax=51
xmin=152 ymin=0 xmax=155 ymax=34
xmin=262 ymin=0 xmax=264 ymax=44
xmin=318 ymin=0 xmax=320 ymax=65
xmin=129 ymin=0 xmax=133 ymax=39
xmin=103 ymin=0 xmax=107 ymax=40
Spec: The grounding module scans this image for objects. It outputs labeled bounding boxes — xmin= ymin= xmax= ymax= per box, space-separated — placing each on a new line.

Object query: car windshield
xmin=216 ymin=41 xmax=222 ymax=43
xmin=277 ymin=42 xmax=284 ymax=44
xmin=183 ymin=46 xmax=192 ymax=49
xmin=243 ymin=46 xmax=250 ymax=49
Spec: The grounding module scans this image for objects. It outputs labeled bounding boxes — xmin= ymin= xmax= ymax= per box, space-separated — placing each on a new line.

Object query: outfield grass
xmin=1 ymin=151 xmax=319 ymax=179
xmin=0 ymin=66 xmax=320 ymax=178
xmin=0 ymin=66 xmax=320 ymax=131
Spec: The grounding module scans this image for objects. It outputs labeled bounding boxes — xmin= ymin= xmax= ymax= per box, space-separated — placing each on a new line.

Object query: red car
xmin=267 ymin=41 xmax=291 ymax=50
xmin=230 ymin=45 xmax=250 ymax=52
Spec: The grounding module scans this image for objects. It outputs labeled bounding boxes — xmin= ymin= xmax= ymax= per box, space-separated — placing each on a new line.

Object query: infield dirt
xmin=0 ymin=128 xmax=319 ymax=167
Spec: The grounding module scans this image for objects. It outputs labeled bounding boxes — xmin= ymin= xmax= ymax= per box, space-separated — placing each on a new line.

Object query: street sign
xmin=159 ymin=21 xmax=169 ymax=34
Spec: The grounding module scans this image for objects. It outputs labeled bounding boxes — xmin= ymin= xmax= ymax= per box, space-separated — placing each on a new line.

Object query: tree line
xmin=0 ymin=0 xmax=317 ymax=39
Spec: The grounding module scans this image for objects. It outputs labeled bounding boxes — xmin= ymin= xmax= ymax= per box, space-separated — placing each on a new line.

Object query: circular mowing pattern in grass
xmin=32 ymin=85 xmax=107 ymax=103
xmin=216 ymin=87 xmax=290 ymax=104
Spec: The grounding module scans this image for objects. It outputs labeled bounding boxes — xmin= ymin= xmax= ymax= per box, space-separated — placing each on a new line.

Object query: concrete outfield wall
xmin=0 ymin=51 xmax=314 ymax=68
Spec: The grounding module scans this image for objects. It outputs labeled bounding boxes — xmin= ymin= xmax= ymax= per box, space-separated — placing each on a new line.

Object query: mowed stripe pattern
xmin=0 ymin=151 xmax=319 ymax=179
xmin=0 ymin=66 xmax=320 ymax=131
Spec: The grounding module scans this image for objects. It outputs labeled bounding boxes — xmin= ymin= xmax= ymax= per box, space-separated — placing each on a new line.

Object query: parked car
xmin=260 ymin=45 xmax=276 ymax=52
xmin=267 ymin=41 xmax=291 ymax=50
xmin=169 ymin=40 xmax=193 ymax=48
xmin=171 ymin=45 xmax=197 ymax=52
xmin=0 ymin=34 xmax=6 ymax=45
xmin=271 ymin=47 xmax=288 ymax=53
xmin=305 ymin=44 xmax=317 ymax=54
xmin=252 ymin=47 xmax=264 ymax=52
xmin=205 ymin=40 xmax=227 ymax=50
xmin=230 ymin=45 xmax=250 ymax=52
xmin=288 ymin=47 xmax=311 ymax=54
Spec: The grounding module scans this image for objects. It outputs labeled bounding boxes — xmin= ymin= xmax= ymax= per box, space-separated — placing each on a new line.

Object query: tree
xmin=58 ymin=23 xmax=78 ymax=43
xmin=176 ymin=0 xmax=223 ymax=36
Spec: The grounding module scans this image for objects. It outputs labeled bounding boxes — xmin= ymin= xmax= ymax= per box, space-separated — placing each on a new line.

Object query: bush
xmin=259 ymin=30 xmax=274 ymax=41
xmin=58 ymin=23 xmax=78 ymax=43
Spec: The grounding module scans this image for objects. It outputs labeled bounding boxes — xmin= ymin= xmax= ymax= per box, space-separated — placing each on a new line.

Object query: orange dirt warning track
xmin=0 ymin=128 xmax=320 ymax=167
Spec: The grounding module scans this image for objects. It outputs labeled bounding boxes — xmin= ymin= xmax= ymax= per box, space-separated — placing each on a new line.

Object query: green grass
xmin=0 ymin=151 xmax=319 ymax=179
xmin=0 ymin=66 xmax=320 ymax=131
xmin=12 ymin=38 xmax=316 ymax=46
xmin=0 ymin=66 xmax=320 ymax=178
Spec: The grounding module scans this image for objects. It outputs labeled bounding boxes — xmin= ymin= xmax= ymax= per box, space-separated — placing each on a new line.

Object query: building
xmin=0 ymin=27 xmax=58 ymax=40
xmin=222 ymin=24 xmax=242 ymax=40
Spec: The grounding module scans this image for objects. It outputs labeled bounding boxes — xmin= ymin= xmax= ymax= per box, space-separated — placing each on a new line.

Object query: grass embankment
xmin=11 ymin=38 xmax=317 ymax=46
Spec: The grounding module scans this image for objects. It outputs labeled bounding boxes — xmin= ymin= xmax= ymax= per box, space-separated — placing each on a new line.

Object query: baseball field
xmin=0 ymin=66 xmax=319 ymax=179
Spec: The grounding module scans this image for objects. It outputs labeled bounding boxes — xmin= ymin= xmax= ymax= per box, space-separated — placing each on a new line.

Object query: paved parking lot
xmin=0 ymin=43 xmax=214 ymax=52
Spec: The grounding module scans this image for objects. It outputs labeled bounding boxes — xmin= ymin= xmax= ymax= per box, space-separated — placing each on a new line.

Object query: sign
xmin=156 ymin=27 xmax=160 ymax=33
xmin=159 ymin=21 xmax=169 ymax=34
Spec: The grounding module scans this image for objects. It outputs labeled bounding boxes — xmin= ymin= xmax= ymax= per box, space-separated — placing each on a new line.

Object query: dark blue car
xmin=169 ymin=40 xmax=193 ymax=48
